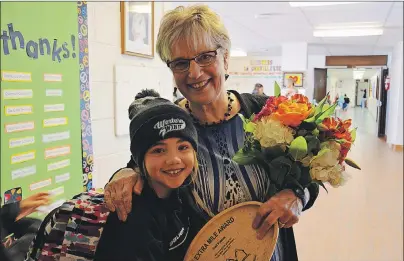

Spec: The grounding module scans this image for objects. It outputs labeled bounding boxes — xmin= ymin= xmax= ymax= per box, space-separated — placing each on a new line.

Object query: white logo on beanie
xmin=154 ymin=118 xmax=186 ymax=137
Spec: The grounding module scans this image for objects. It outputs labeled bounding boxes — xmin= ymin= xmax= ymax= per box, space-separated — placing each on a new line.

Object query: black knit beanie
xmin=128 ymin=90 xmax=198 ymax=173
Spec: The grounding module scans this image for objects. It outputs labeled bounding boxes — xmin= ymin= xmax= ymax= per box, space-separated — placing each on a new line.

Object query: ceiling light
xmin=313 ymin=28 xmax=383 ymax=37
xmin=316 ymin=22 xmax=383 ymax=30
xmin=289 ymin=2 xmax=360 ymax=7
xmin=230 ymin=49 xmax=247 ymax=57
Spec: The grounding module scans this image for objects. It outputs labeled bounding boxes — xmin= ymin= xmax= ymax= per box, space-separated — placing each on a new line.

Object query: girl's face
xmin=144 ymin=138 xmax=195 ymax=198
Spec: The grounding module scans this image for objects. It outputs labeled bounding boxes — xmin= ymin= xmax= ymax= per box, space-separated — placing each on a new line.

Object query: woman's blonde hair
xmin=156 ymin=4 xmax=231 ymax=63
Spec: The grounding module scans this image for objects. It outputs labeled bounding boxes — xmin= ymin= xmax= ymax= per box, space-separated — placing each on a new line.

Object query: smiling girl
xmin=94 ymin=90 xmax=206 ymax=261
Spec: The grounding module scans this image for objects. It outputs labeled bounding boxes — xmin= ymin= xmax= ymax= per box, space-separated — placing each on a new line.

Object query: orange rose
xmin=270 ymin=100 xmax=312 ymax=127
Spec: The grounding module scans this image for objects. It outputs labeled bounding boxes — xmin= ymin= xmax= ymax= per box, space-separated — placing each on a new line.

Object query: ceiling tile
xmin=302 ymin=2 xmax=393 ymax=26
xmin=166 ymin=2 xmax=402 ymax=56
xmin=385 ymin=2 xmax=404 ymax=27
xmin=376 ymin=28 xmax=403 ymax=47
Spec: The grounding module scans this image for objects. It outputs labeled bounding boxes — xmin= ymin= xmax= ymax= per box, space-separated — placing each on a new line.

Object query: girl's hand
xmin=16 ymin=192 xmax=50 ymax=221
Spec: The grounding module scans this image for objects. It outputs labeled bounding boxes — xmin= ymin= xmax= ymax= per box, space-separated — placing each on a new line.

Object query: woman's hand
xmin=252 ymin=189 xmax=303 ymax=239
xmin=104 ymin=168 xmax=144 ymax=222
xmin=16 ymin=192 xmax=50 ymax=221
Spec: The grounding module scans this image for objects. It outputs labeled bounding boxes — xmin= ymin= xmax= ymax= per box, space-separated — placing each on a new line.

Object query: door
xmin=313 ymin=68 xmax=327 ymax=102
xmin=378 ymin=69 xmax=388 ymax=137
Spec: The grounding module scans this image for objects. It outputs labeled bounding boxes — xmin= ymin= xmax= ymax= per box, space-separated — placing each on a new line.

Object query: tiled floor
xmin=294 ymin=107 xmax=403 ymax=261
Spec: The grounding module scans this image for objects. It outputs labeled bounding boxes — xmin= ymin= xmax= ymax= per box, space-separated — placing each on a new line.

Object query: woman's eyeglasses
xmin=167 ymin=49 xmax=219 ymax=73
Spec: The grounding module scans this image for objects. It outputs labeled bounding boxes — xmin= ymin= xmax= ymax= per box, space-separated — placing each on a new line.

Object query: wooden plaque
xmin=184 ymin=201 xmax=279 ymax=261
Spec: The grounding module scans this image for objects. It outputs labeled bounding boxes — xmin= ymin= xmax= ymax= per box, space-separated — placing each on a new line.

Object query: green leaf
xmin=322 ymin=104 xmax=330 ymax=112
xmin=305 ymin=94 xmax=328 ymax=122
xmin=289 ymin=162 xmax=302 ymax=181
xmin=245 ymin=122 xmax=256 ymax=133
xmin=274 ymin=81 xmax=281 ymax=97
xmin=239 ymin=113 xmax=247 ymax=125
xmin=300 ymin=121 xmax=317 ymax=131
xmin=239 ymin=113 xmax=256 ymax=133
xmin=297 ymin=129 xmax=308 ymax=136
xmin=284 ymin=175 xmax=304 ymax=191
xmin=313 ymin=180 xmax=328 ymax=193
xmin=350 ymin=128 xmax=357 ymax=142
xmin=299 ymin=166 xmax=312 ymax=187
xmin=289 ymin=136 xmax=308 ymax=160
xmin=305 ymin=135 xmax=320 ymax=154
xmin=262 ymin=145 xmax=286 ymax=161
xmin=268 ymin=156 xmax=292 ymax=188
xmin=249 ymin=113 xmax=256 ymax=122
xmin=334 ymin=139 xmax=349 ymax=144
xmin=232 ymin=148 xmax=259 ymax=165
xmin=345 ymin=158 xmax=361 ymax=170
xmin=315 ymin=103 xmax=338 ymax=124
xmin=312 ymin=128 xmax=320 ymax=137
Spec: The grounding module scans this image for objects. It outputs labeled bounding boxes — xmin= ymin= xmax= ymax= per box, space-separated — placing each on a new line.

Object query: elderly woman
xmin=105 ymin=4 xmax=319 ymax=261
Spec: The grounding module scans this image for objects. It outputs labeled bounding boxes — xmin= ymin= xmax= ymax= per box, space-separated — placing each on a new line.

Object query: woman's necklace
xmin=185 ymin=91 xmax=234 ymax=127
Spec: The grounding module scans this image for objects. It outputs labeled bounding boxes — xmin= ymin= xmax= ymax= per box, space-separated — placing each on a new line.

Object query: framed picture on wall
xmin=120 ymin=1 xmax=154 ymax=58
xmin=283 ymin=72 xmax=304 ymax=87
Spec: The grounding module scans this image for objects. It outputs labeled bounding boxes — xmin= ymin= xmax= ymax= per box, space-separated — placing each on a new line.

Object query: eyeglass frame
xmin=166 ymin=48 xmax=221 ymax=73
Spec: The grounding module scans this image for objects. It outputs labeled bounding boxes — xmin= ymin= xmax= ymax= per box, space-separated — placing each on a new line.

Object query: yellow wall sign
xmin=284 ymin=72 xmax=304 ymax=87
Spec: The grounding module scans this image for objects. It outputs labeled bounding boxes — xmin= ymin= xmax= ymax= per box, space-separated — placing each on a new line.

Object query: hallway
xmin=294 ymin=107 xmax=403 ymax=261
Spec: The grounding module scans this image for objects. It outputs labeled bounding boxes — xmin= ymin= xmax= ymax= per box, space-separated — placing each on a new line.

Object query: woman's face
xmin=144 ymin=138 xmax=195 ymax=196
xmin=170 ymin=40 xmax=228 ymax=105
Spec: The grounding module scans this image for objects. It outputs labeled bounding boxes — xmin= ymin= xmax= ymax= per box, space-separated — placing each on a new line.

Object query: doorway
xmin=314 ymin=68 xmax=327 ymax=102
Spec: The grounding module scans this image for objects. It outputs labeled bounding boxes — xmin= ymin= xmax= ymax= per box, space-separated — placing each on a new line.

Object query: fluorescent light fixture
xmin=314 ymin=22 xmax=384 ymax=37
xmin=316 ymin=22 xmax=383 ymax=30
xmin=289 ymin=2 xmax=360 ymax=7
xmin=230 ymin=49 xmax=247 ymax=57
xmin=314 ymin=28 xmax=383 ymax=37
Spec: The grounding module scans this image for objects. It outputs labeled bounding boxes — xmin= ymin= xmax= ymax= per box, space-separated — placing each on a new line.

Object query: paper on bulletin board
xmin=0 ymin=2 xmax=83 ymax=216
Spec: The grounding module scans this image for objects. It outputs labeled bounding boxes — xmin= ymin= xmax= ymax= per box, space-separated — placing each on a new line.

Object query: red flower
xmin=320 ymin=117 xmax=353 ymax=162
xmin=254 ymin=96 xmax=288 ymax=122
xmin=290 ymin=94 xmax=311 ymax=106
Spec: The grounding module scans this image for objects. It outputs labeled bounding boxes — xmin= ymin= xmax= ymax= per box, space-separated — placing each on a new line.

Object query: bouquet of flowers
xmin=233 ymin=93 xmax=360 ymax=196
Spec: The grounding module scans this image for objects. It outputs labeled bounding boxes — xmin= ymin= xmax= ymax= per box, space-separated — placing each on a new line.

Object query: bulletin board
xmin=0 ymin=2 xmax=92 ymax=215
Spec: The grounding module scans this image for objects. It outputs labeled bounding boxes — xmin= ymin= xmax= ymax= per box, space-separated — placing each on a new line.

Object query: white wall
xmin=326 ymin=76 xmax=339 ymax=102
xmin=88 ymin=2 xmax=174 ymax=188
xmin=386 ymin=41 xmax=403 ymax=146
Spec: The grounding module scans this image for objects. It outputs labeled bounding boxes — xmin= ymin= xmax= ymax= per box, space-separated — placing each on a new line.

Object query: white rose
xmin=310 ymin=147 xmax=339 ymax=168
xmin=320 ymin=141 xmax=341 ymax=159
xmin=253 ymin=118 xmax=294 ymax=148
